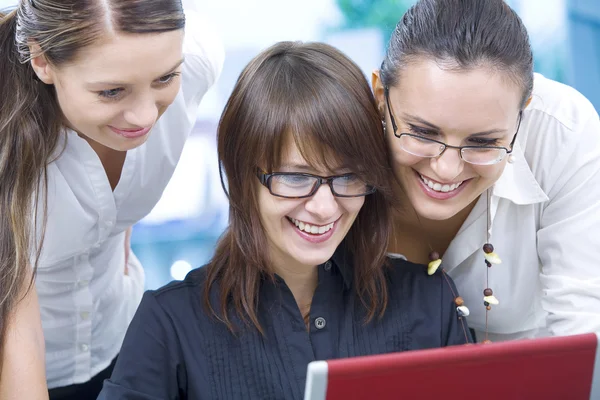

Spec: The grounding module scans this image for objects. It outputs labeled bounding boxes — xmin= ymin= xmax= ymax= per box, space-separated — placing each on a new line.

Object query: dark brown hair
xmin=0 ymin=0 xmax=184 ymax=369
xmin=205 ymin=41 xmax=395 ymax=334
xmin=381 ymin=0 xmax=534 ymax=108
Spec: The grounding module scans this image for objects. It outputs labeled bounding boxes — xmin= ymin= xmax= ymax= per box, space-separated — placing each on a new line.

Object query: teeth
xmin=420 ymin=175 xmax=463 ymax=193
xmin=290 ymin=218 xmax=334 ymax=235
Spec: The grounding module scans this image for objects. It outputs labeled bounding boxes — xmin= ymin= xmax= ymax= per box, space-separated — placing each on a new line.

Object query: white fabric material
xmin=441 ymin=74 xmax=600 ymax=342
xmin=34 ymin=12 xmax=224 ymax=388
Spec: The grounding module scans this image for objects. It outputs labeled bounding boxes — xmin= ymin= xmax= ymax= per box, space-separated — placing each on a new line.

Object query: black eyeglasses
xmin=384 ymin=87 xmax=522 ymax=166
xmin=256 ymin=170 xmax=375 ymax=199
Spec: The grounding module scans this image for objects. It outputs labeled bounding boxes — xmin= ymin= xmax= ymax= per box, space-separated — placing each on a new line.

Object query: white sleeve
xmin=538 ymin=105 xmax=600 ymax=336
xmin=180 ymin=10 xmax=225 ymax=116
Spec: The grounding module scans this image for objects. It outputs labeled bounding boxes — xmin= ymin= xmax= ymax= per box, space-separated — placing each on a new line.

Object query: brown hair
xmin=206 ymin=41 xmax=395 ymax=334
xmin=0 ymin=0 xmax=184 ymax=369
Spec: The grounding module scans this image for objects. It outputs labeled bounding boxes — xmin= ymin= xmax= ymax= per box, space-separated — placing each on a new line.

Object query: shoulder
xmin=528 ymin=74 xmax=597 ymax=129
xmin=523 ymin=74 xmax=598 ymax=147
xmin=144 ymin=266 xmax=209 ymax=316
xmin=520 ymin=74 xmax=600 ymax=189
xmin=181 ymin=10 xmax=225 ymax=91
xmin=385 ymin=256 xmax=447 ymax=296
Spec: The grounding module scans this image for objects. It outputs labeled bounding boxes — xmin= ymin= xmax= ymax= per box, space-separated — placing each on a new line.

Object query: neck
xmin=271 ymin=257 xmax=318 ymax=316
xmin=390 ymin=182 xmax=477 ymax=261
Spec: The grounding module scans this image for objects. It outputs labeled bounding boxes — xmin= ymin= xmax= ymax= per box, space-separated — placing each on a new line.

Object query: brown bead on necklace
xmin=423 ymin=188 xmax=501 ymax=345
xmin=480 ymin=188 xmax=502 ymax=343
xmin=403 ymin=197 xmax=471 ymax=344
xmin=427 ymin=251 xmax=442 ymax=275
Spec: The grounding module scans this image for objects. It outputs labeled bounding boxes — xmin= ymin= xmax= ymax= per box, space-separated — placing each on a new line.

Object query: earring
xmin=382 ymin=118 xmax=387 ymax=134
xmin=507 ymin=154 xmax=515 ymax=164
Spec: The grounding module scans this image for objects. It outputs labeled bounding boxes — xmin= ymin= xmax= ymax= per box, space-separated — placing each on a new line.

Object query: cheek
xmin=386 ymin=136 xmax=421 ymax=167
xmin=341 ymin=197 xmax=365 ymax=218
xmin=54 ymin=84 xmax=116 ymax=127
xmin=158 ymin=82 xmax=182 ymax=109
xmin=258 ymin=191 xmax=296 ymax=229
xmin=473 ymin=162 xmax=507 ymax=181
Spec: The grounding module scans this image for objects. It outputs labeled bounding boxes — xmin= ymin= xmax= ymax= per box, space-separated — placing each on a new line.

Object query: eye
xmin=336 ymin=174 xmax=359 ymax=183
xmin=156 ymin=72 xmax=181 ymax=86
xmin=98 ymin=88 xmax=124 ymax=100
xmin=408 ymin=124 xmax=437 ymax=136
xmin=278 ymin=174 xmax=313 ymax=186
xmin=468 ymin=137 xmax=500 ymax=146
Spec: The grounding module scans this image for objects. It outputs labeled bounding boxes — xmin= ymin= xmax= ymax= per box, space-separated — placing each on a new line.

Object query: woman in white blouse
xmin=373 ymin=0 xmax=600 ymax=342
xmin=0 ymin=1 xmax=222 ymax=399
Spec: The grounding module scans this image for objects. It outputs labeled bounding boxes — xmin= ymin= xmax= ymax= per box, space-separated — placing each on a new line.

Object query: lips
xmin=419 ymin=174 xmax=464 ymax=193
xmin=109 ymin=126 xmax=151 ymax=139
xmin=286 ymin=216 xmax=339 ymax=244
xmin=414 ymin=170 xmax=471 ymax=200
xmin=288 ymin=217 xmax=335 ymax=235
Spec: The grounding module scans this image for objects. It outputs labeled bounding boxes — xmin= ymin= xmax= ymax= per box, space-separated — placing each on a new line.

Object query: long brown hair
xmin=206 ymin=41 xmax=395 ymax=334
xmin=0 ymin=0 xmax=184 ymax=369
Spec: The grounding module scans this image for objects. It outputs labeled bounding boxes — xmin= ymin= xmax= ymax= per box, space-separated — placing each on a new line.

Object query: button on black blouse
xmin=99 ymin=250 xmax=472 ymax=400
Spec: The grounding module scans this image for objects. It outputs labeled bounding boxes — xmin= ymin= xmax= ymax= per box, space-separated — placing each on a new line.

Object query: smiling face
xmin=257 ymin=141 xmax=365 ymax=274
xmin=31 ymin=29 xmax=184 ymax=152
xmin=375 ymin=59 xmax=523 ymax=221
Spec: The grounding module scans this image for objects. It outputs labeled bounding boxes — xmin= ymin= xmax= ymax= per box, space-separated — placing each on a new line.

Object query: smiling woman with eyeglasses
xmin=373 ymin=0 xmax=600 ymax=343
xmin=99 ymin=41 xmax=472 ymax=400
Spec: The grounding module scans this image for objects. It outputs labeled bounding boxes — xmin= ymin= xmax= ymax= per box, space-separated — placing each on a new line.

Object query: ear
xmin=29 ymin=43 xmax=55 ymax=84
xmin=371 ymin=69 xmax=386 ymax=117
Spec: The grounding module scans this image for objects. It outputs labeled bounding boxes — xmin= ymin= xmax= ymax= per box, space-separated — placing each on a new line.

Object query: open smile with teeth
xmin=420 ymin=174 xmax=464 ymax=193
xmin=288 ymin=217 xmax=335 ymax=235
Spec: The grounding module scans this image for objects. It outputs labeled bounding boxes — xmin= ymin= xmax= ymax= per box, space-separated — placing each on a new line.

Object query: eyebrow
xmin=87 ymin=57 xmax=185 ymax=86
xmin=402 ymin=113 xmax=507 ymax=137
xmin=279 ymin=164 xmax=315 ymax=172
xmin=279 ymin=163 xmax=352 ymax=175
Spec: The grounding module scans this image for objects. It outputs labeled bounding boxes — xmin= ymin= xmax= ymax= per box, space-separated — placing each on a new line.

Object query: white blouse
xmin=34 ymin=12 xmax=224 ymax=388
xmin=442 ymin=74 xmax=600 ymax=342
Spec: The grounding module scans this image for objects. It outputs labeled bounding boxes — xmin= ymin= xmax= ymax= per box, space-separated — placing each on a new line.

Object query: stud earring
xmin=507 ymin=154 xmax=515 ymax=164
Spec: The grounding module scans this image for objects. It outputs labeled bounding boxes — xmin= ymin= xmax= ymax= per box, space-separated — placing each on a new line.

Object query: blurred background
xmin=2 ymin=0 xmax=599 ymax=288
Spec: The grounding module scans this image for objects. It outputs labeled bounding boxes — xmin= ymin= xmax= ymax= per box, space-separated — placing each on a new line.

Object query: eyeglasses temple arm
xmin=384 ymin=86 xmax=399 ymax=133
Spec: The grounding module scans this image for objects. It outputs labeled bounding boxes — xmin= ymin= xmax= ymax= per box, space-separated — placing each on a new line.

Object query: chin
xmin=408 ymin=192 xmax=467 ymax=221
xmin=292 ymin=249 xmax=336 ymax=268
xmin=414 ymin=204 xmax=461 ymax=221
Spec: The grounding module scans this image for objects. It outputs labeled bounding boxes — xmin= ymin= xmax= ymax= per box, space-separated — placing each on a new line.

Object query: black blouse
xmin=98 ymin=249 xmax=471 ymax=400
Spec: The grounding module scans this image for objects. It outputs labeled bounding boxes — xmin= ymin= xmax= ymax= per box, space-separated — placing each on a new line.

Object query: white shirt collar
xmin=492 ymin=139 xmax=549 ymax=205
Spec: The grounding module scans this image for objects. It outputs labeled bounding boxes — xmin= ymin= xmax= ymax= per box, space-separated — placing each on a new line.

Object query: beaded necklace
xmin=426 ymin=188 xmax=501 ymax=343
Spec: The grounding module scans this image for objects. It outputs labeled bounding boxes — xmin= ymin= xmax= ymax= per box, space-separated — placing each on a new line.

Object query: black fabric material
xmin=99 ymin=247 xmax=471 ymax=400
xmin=48 ymin=356 xmax=117 ymax=400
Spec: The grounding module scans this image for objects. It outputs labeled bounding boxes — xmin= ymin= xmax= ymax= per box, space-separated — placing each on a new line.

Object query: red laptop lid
xmin=304 ymin=332 xmax=600 ymax=400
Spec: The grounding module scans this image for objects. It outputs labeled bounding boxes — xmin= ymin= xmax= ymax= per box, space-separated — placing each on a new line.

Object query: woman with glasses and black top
xmin=373 ymin=0 xmax=600 ymax=343
xmin=99 ymin=41 xmax=472 ymax=400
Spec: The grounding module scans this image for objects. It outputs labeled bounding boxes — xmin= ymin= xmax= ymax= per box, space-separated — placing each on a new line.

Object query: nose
xmin=123 ymin=95 xmax=159 ymax=128
xmin=430 ymin=147 xmax=464 ymax=182
xmin=304 ymin=183 xmax=339 ymax=220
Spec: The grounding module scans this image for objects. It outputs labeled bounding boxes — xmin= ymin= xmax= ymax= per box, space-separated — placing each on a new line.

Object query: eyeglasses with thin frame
xmin=256 ymin=169 xmax=376 ymax=199
xmin=384 ymin=87 xmax=522 ymax=166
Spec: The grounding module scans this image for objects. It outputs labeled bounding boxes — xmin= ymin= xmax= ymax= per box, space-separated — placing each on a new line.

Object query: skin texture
xmin=0 ymin=273 xmax=48 ymax=400
xmin=372 ymin=59 xmax=526 ymax=262
xmin=30 ymin=29 xmax=185 ymax=188
xmin=258 ymin=141 xmax=365 ymax=311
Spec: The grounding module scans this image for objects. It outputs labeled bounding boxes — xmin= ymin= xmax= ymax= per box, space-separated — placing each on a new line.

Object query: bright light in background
xmin=170 ymin=260 xmax=193 ymax=280
xmin=141 ymin=134 xmax=227 ymax=225
xmin=188 ymin=0 xmax=341 ymax=48
xmin=517 ymin=0 xmax=567 ymax=47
